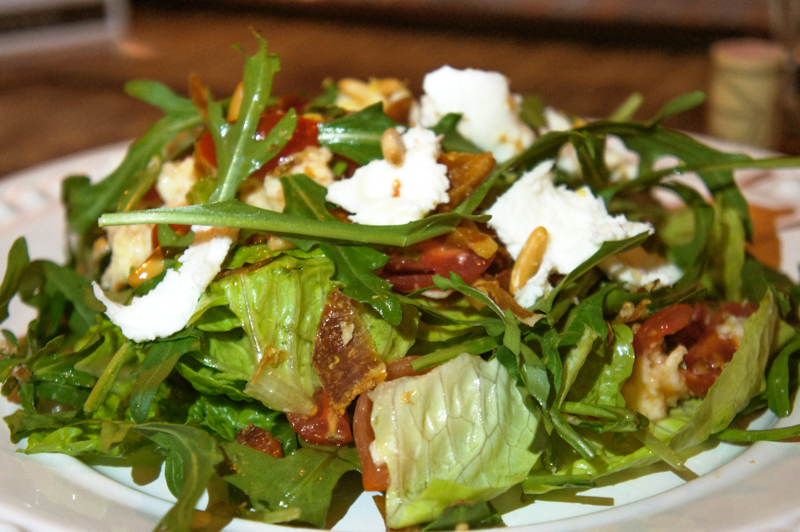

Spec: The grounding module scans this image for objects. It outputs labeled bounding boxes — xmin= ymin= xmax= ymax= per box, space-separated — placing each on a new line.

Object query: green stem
xmin=411 ymin=337 xmax=500 ymax=372
xmin=83 ymin=343 xmax=136 ymax=413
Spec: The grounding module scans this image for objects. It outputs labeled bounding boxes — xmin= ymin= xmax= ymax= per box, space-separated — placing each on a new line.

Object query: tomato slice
xmin=381 ymin=238 xmax=495 ymax=293
xmin=632 ymin=303 xmax=693 ymax=356
xmin=681 ymin=302 xmax=757 ymax=396
xmin=252 ymin=112 xmax=320 ymax=177
xmin=631 ymin=301 xmax=758 ymax=398
xmin=193 ymin=105 xmax=320 ymax=178
xmin=353 ymin=357 xmax=427 ymax=492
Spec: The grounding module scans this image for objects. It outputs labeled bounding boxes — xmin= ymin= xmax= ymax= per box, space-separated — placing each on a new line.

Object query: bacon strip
xmin=313 ymin=289 xmax=387 ymax=415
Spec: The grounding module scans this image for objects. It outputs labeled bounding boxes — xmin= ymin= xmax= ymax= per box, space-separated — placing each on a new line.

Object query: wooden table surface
xmin=0 ymin=6 xmax=789 ymax=179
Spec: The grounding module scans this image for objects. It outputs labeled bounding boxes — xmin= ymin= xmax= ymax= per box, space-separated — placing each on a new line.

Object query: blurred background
xmin=0 ymin=0 xmax=796 ymax=178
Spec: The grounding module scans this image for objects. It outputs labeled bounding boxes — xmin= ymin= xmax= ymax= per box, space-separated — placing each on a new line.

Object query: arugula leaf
xmin=533 ymin=232 xmax=650 ymax=314
xmin=588 ymin=122 xmax=753 ymax=237
xmin=609 ymin=92 xmax=644 ymax=122
xmin=281 ymin=174 xmax=402 ymax=324
xmin=705 ymin=198 xmax=746 ymax=301
xmin=187 ymin=394 xmax=282 ymax=441
xmin=559 ymin=284 xmax=615 ymax=348
xmin=647 ymin=91 xmax=706 ymax=126
xmin=566 ymin=324 xmax=636 ymax=408
xmin=63 ymin=109 xmax=202 ymax=236
xmin=317 ymin=102 xmax=397 ymax=164
xmin=83 ymin=342 xmax=137 ymax=413
xmin=3 ymin=409 xmax=76 ymax=443
xmin=0 ymin=238 xmax=29 ymax=323
xmin=519 ymin=94 xmax=548 ymax=129
xmin=423 ymin=501 xmax=502 ymax=531
xmin=130 ymin=331 xmax=201 ymax=423
xmin=659 ymin=182 xmax=715 ymax=269
xmin=134 ymin=423 xmax=224 ymax=532
xmin=98 ymin=198 xmax=479 ymax=249
xmin=222 ymin=442 xmax=360 ymax=528
xmin=175 ymin=358 xmax=250 ymax=401
xmin=766 ymin=332 xmax=800 ymax=417
xmin=431 ymin=113 xmax=482 ymax=154
xmin=208 ymin=37 xmax=292 ymax=202
xmin=124 ymin=80 xmax=198 ymax=114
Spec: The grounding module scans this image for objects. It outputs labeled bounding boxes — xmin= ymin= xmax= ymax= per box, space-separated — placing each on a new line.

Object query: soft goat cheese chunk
xmin=416 ymin=65 xmax=534 ymax=163
xmin=486 ymin=160 xmax=654 ymax=307
xmin=325 ymin=126 xmax=449 ymax=225
xmin=93 ymin=226 xmax=237 ymax=342
xmin=241 ymin=146 xmax=336 ymax=213
xmin=100 ymin=224 xmax=154 ymax=291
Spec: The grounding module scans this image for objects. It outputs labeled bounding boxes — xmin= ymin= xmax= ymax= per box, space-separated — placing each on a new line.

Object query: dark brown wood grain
xmin=0 ymin=4 xmax=793 ymax=179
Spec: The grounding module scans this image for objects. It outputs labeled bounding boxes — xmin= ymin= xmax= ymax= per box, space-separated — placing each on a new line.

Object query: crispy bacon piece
xmin=235 ymin=424 xmax=284 ymax=458
xmin=435 ymin=152 xmax=496 ymax=212
xmin=287 ymin=388 xmax=353 ymax=446
xmin=313 ymin=289 xmax=387 ymax=416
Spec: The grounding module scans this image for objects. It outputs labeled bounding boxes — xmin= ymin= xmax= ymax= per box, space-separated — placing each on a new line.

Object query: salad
xmin=2 ymin=34 xmax=800 ymax=532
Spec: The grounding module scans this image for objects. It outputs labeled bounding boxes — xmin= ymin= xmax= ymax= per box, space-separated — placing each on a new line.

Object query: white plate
xmin=0 ymin=141 xmax=799 ymax=532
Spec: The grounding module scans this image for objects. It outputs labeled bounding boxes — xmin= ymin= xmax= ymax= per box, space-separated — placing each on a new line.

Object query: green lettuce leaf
xmin=317 ymin=102 xmax=397 ymax=165
xmin=221 ymin=442 xmax=360 ymax=527
xmin=187 ymin=394 xmax=281 ymax=441
xmin=567 ymin=324 xmax=635 ymax=407
xmin=210 ymin=252 xmax=335 ymax=414
xmin=134 ymin=423 xmax=224 ymax=532
xmin=369 ymin=353 xmax=544 ymax=528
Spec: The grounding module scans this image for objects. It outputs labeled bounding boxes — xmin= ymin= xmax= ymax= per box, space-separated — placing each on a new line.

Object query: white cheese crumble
xmin=415 ymin=65 xmax=534 ymax=163
xmin=93 ymin=226 xmax=237 ymax=342
xmin=100 ymin=224 xmax=154 ymax=291
xmin=156 ymin=156 xmax=197 ymax=207
xmin=716 ymin=313 xmax=747 ymax=341
xmin=622 ymin=344 xmax=691 ymax=421
xmin=600 ymin=247 xmax=683 ymax=291
xmin=325 ymin=126 xmax=450 ymax=225
xmin=485 ymin=160 xmax=653 ymax=307
xmin=241 ymin=146 xmax=336 ymax=213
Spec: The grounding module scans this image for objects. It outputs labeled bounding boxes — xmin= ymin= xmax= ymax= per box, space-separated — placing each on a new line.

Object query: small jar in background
xmin=707 ymin=38 xmax=789 ymax=149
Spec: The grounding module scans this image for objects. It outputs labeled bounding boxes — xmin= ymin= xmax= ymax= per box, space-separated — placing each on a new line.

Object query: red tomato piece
xmin=193 ymin=106 xmax=319 ymax=178
xmin=286 ymin=388 xmax=352 ymax=446
xmin=381 ymin=238 xmax=495 ymax=293
xmin=353 ymin=357 xmax=428 ymax=492
xmin=631 ymin=301 xmax=758 ymax=398
xmin=353 ymin=392 xmax=389 ymax=492
xmin=632 ymin=303 xmax=693 ymax=357
xmin=682 ymin=302 xmax=757 ymax=396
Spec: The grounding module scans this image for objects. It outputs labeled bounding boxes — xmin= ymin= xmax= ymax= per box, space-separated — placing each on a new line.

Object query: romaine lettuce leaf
xmin=361 ymin=302 xmax=419 ymax=362
xmin=210 ymin=252 xmax=335 ymax=414
xmin=369 ymin=353 xmax=544 ymax=528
